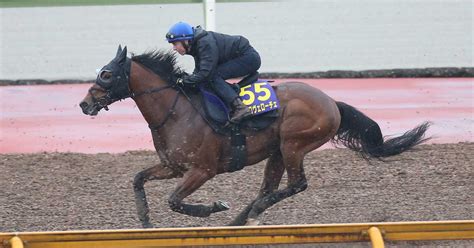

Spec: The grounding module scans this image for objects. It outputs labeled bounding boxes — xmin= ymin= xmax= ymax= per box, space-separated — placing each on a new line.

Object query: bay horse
xmin=80 ymin=45 xmax=430 ymax=228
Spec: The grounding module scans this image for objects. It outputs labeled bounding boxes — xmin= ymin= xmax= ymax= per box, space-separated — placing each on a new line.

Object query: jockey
xmin=166 ymin=21 xmax=261 ymax=123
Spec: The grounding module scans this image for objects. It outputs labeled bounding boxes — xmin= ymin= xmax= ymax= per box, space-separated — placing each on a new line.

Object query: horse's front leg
xmin=168 ymin=167 xmax=230 ymax=217
xmin=133 ymin=164 xmax=179 ymax=228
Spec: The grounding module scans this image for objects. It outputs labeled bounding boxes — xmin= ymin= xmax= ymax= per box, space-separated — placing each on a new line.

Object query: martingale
xmin=239 ymin=82 xmax=279 ymax=115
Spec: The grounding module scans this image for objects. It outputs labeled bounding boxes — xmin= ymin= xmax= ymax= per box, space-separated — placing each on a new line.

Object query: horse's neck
xmin=129 ymin=62 xmax=168 ymax=94
xmin=129 ymin=62 xmax=172 ymax=122
xmin=128 ymin=62 xmax=210 ymax=161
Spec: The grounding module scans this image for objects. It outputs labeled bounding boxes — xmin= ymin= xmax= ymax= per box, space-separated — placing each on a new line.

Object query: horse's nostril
xmin=79 ymin=102 xmax=88 ymax=109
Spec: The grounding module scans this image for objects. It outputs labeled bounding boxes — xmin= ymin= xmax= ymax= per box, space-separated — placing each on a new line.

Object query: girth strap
xmin=227 ymin=125 xmax=247 ymax=172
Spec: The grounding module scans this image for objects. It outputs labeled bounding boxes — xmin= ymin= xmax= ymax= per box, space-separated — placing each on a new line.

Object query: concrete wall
xmin=0 ymin=0 xmax=472 ymax=80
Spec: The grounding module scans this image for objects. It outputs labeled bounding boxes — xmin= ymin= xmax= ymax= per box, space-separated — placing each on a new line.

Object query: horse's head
xmin=80 ymin=45 xmax=132 ymax=116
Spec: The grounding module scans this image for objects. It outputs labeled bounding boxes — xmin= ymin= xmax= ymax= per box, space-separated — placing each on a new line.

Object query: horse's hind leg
xmin=229 ymin=152 xmax=285 ymax=226
xmin=133 ymin=164 xmax=179 ymax=228
xmin=246 ymin=147 xmax=309 ymax=225
xmin=168 ymin=167 xmax=230 ymax=217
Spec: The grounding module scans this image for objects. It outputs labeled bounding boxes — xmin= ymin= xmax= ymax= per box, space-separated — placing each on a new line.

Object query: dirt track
xmin=1 ymin=143 xmax=473 ymax=247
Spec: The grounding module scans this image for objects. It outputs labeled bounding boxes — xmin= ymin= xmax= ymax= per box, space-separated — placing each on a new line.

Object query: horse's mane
xmin=131 ymin=49 xmax=184 ymax=82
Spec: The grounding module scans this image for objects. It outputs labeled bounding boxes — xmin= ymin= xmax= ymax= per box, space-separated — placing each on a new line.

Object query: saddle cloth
xmin=197 ymin=75 xmax=280 ymax=135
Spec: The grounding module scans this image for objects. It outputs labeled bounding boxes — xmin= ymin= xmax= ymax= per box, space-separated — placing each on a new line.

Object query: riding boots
xmin=230 ymin=98 xmax=252 ymax=123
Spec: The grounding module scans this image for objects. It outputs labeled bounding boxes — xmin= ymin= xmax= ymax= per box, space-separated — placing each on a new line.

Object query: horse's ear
xmin=116 ymin=45 xmax=123 ymax=57
xmin=117 ymin=46 xmax=127 ymax=64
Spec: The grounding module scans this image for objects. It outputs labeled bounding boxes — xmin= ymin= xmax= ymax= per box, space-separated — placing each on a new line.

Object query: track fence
xmin=1 ymin=220 xmax=473 ymax=248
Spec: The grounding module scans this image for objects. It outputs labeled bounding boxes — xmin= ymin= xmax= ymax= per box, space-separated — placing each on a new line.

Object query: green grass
xmin=0 ymin=0 xmax=197 ymax=7
xmin=0 ymin=0 xmax=267 ymax=8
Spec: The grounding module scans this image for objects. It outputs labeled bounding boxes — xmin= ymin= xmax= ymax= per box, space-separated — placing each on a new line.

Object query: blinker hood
xmin=96 ymin=45 xmax=133 ymax=100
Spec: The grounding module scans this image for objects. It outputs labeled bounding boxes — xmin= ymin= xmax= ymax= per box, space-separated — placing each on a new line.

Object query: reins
xmin=130 ymin=84 xmax=173 ymax=98
xmin=97 ymin=57 xmax=215 ymax=132
xmin=178 ymin=88 xmax=216 ymax=128
xmin=130 ymin=84 xmax=181 ymax=132
xmin=132 ymin=85 xmax=215 ymax=132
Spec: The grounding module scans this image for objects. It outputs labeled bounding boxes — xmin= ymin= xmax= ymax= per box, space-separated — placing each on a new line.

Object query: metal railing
xmin=1 ymin=220 xmax=473 ymax=248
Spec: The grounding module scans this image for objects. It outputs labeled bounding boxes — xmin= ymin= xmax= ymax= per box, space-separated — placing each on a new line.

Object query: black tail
xmin=333 ymin=101 xmax=431 ymax=158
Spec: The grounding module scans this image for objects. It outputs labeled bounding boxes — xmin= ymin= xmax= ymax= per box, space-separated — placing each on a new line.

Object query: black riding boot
xmin=230 ymin=98 xmax=252 ymax=123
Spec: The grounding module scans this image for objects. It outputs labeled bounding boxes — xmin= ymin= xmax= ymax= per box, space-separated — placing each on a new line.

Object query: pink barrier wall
xmin=1 ymin=78 xmax=472 ymax=153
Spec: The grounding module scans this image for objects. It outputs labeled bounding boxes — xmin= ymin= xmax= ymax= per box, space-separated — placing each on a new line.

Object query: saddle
xmin=181 ymin=72 xmax=280 ymax=172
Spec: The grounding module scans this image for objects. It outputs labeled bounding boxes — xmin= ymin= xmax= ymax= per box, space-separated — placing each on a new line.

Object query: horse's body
xmin=80 ymin=46 xmax=430 ymax=227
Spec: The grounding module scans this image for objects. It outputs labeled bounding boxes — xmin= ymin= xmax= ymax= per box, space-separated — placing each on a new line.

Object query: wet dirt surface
xmin=1 ymin=143 xmax=473 ymax=246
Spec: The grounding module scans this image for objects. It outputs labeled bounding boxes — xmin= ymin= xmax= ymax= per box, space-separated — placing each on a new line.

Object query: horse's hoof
xmin=245 ymin=218 xmax=260 ymax=226
xmin=214 ymin=200 xmax=230 ymax=212
xmin=142 ymin=222 xmax=154 ymax=228
xmin=227 ymin=221 xmax=240 ymax=226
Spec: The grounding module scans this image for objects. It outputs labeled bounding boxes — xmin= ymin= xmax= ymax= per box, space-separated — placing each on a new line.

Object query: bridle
xmin=92 ymin=58 xmax=182 ymax=131
xmin=88 ymin=86 xmax=112 ymax=111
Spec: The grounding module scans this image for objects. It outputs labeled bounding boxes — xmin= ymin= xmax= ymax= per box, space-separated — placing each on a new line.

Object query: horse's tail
xmin=332 ymin=101 xmax=431 ymax=158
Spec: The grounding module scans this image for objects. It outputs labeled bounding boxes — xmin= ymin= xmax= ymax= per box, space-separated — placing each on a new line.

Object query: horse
xmin=79 ymin=45 xmax=430 ymax=228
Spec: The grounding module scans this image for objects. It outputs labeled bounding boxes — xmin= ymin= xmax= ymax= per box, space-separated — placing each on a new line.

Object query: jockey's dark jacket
xmin=184 ymin=26 xmax=252 ymax=85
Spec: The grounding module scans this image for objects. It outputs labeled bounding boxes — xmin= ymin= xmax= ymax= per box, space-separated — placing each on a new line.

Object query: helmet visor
xmin=166 ymin=32 xmax=193 ymax=43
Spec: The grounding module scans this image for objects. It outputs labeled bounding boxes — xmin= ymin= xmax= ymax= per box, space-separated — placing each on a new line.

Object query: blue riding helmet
xmin=166 ymin=22 xmax=194 ymax=43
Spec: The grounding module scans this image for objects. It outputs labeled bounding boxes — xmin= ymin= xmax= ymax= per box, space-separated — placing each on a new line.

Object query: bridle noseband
xmin=88 ymin=87 xmax=111 ymax=111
